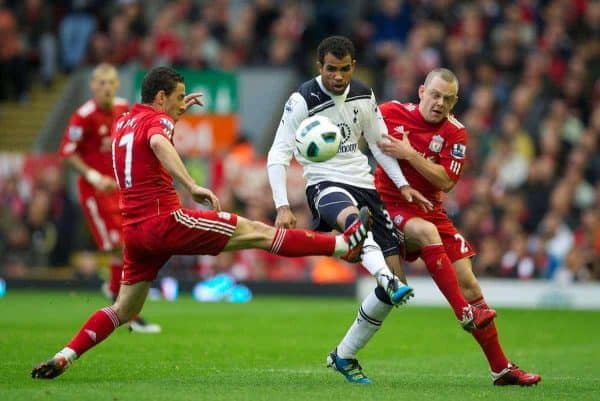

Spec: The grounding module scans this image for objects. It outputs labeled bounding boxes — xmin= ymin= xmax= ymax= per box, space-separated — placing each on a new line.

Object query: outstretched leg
xmin=223 ymin=207 xmax=371 ymax=260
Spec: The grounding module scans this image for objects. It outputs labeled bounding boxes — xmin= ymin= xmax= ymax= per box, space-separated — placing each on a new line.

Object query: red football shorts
xmin=386 ymin=202 xmax=476 ymax=263
xmin=122 ymin=208 xmax=238 ymax=284
xmin=78 ymin=181 xmax=122 ymax=251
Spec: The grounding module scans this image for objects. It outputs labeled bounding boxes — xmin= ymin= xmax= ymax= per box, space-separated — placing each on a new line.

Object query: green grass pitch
xmin=1 ymin=290 xmax=598 ymax=401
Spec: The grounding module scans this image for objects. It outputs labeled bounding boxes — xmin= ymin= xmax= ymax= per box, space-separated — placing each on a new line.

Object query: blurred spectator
xmin=58 ymin=1 xmax=99 ymax=72
xmin=0 ymin=6 xmax=29 ymax=101
xmin=1 ymin=0 xmax=599 ymax=283
xmin=15 ymin=0 xmax=57 ymax=87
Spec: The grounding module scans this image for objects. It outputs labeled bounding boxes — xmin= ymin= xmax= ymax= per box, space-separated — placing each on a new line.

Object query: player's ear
xmin=155 ymin=90 xmax=165 ymax=105
xmin=418 ymin=85 xmax=425 ymax=100
xmin=451 ymin=96 xmax=458 ymax=109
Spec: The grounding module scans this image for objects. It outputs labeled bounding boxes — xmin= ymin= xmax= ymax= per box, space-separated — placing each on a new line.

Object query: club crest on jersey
xmin=451 ymin=143 xmax=466 ymax=159
xmin=428 ymin=134 xmax=444 ymax=153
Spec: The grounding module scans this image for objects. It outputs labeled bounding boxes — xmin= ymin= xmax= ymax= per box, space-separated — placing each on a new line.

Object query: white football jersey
xmin=267 ymin=76 xmax=388 ymax=189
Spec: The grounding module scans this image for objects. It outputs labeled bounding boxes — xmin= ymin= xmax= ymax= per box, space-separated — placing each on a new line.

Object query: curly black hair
xmin=317 ymin=36 xmax=355 ymax=64
xmin=141 ymin=67 xmax=184 ymax=104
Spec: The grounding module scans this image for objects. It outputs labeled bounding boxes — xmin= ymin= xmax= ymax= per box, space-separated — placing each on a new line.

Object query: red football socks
xmin=421 ymin=244 xmax=469 ymax=319
xmin=270 ymin=228 xmax=335 ymax=256
xmin=469 ymin=297 xmax=510 ymax=372
xmin=67 ymin=307 xmax=121 ymax=357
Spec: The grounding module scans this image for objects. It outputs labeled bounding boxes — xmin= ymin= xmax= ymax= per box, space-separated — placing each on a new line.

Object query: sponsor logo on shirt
xmin=451 ymin=143 xmax=466 ymax=159
xmin=428 ymin=134 xmax=444 ymax=153
xmin=337 ymin=122 xmax=357 ymax=153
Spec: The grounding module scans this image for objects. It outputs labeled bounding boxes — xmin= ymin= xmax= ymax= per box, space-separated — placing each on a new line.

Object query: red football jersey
xmin=111 ymin=104 xmax=182 ymax=226
xmin=375 ymin=101 xmax=467 ymax=207
xmin=58 ymin=98 xmax=129 ymax=177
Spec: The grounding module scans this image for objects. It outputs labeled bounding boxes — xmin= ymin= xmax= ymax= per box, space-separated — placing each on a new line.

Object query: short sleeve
xmin=146 ymin=115 xmax=175 ymax=143
xmin=58 ymin=113 xmax=86 ymax=157
xmin=440 ymin=127 xmax=467 ymax=182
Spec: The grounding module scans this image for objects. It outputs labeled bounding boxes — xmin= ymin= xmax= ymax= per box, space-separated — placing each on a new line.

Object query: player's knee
xmin=406 ymin=219 xmax=440 ymax=245
xmin=316 ymin=190 xmax=355 ymax=230
xmin=243 ymin=218 xmax=275 ymax=244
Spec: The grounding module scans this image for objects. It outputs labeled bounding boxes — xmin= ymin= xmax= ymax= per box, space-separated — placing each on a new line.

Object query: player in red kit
xmin=31 ymin=66 xmax=372 ymax=379
xmin=58 ymin=63 xmax=160 ymax=334
xmin=376 ymin=68 xmax=541 ymax=386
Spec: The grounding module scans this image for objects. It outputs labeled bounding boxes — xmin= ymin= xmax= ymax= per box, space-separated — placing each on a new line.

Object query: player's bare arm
xmin=379 ymin=134 xmax=455 ymax=192
xmin=64 ymin=154 xmax=117 ymax=193
xmin=149 ymin=134 xmax=221 ymax=211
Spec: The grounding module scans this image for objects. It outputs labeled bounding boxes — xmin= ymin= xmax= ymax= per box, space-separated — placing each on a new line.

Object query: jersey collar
xmin=316 ymin=76 xmax=349 ymax=102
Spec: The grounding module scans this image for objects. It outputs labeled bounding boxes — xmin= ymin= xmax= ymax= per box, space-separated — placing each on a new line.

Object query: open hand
xmin=399 ymin=185 xmax=434 ymax=212
xmin=378 ymin=133 xmax=416 ymax=160
xmin=183 ymin=92 xmax=204 ymax=111
xmin=275 ymin=205 xmax=297 ymax=228
xmin=191 ymin=186 xmax=221 ymax=211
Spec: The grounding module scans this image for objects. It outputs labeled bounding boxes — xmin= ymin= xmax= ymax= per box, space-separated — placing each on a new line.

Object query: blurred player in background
xmin=267 ymin=36 xmax=495 ymax=384
xmin=377 ymin=68 xmax=541 ymax=386
xmin=31 ymin=66 xmax=372 ymax=380
xmin=58 ymin=63 xmax=160 ymax=333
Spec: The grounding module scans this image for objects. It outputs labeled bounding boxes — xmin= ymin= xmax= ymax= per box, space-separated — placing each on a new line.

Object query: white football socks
xmin=336 ymin=290 xmax=393 ymax=359
xmin=333 ymin=235 xmax=348 ymax=256
xmin=361 ymin=232 xmax=396 ymax=278
xmin=56 ymin=347 xmax=77 ymax=364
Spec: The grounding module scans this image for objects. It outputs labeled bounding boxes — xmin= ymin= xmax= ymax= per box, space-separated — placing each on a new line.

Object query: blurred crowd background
xmin=0 ymin=0 xmax=599 ymax=284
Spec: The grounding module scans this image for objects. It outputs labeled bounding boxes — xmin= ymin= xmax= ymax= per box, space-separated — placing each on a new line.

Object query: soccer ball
xmin=295 ymin=115 xmax=342 ymax=162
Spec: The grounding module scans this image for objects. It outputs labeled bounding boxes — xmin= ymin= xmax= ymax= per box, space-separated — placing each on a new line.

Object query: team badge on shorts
xmin=393 ymin=215 xmax=404 ymax=227
xmin=429 ymin=134 xmax=444 ymax=153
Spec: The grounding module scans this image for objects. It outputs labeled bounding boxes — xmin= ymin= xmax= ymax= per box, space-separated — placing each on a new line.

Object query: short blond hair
xmin=91 ymin=63 xmax=118 ymax=80
xmin=424 ymin=68 xmax=459 ymax=92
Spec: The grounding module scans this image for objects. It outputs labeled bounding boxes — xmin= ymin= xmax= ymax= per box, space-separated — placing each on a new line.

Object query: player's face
xmin=318 ymin=52 xmax=355 ymax=95
xmin=162 ymin=82 xmax=186 ymax=121
xmin=90 ymin=70 xmax=119 ymax=109
xmin=418 ymin=75 xmax=458 ymax=124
